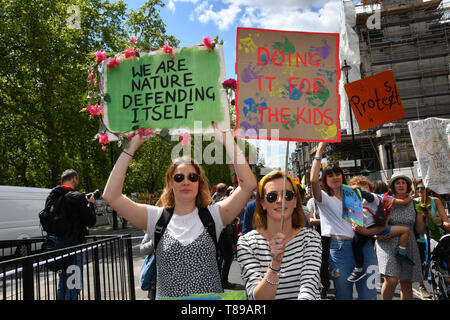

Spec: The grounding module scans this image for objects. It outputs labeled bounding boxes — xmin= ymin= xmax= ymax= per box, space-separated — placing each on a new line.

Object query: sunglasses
xmin=265 ymin=190 xmax=295 ymax=203
xmin=173 ymin=173 xmax=199 ymax=183
xmin=416 ymin=186 xmax=425 ymax=190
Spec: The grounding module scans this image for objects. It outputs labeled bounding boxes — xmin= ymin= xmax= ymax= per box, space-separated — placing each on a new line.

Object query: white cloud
xmin=188 ymin=0 xmax=342 ymax=33
xmin=167 ymin=0 xmax=176 ymax=13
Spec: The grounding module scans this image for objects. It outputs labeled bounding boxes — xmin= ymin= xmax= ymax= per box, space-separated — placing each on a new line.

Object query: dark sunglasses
xmin=265 ymin=190 xmax=295 ymax=203
xmin=173 ymin=173 xmax=199 ymax=183
xmin=416 ymin=186 xmax=425 ymax=190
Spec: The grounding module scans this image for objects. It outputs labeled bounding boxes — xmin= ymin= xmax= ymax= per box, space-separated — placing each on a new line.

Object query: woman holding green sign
xmin=102 ymin=124 xmax=257 ymax=299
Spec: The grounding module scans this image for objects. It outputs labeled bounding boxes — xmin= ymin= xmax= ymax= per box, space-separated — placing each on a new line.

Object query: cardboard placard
xmin=344 ymin=69 xmax=405 ymax=130
xmin=408 ymin=117 xmax=450 ymax=194
xmin=102 ymin=45 xmax=229 ymax=135
xmin=235 ymin=27 xmax=341 ymax=142
xmin=342 ymin=185 xmax=364 ymax=227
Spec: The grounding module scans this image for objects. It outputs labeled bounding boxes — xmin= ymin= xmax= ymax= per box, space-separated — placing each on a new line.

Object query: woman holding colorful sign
xmin=310 ymin=142 xmax=378 ymax=300
xmin=376 ymin=173 xmax=426 ymax=300
xmin=237 ymin=170 xmax=322 ymax=300
xmin=102 ymin=125 xmax=257 ymax=299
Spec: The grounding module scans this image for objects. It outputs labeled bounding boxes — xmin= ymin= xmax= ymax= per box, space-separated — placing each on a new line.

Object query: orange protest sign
xmin=344 ymin=69 xmax=405 ymax=130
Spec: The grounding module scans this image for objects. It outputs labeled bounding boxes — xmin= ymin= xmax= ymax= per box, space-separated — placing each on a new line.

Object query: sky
xmin=124 ymin=0 xmax=361 ymax=170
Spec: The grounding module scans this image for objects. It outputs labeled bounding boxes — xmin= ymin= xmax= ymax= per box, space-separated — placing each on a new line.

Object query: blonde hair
xmin=156 ymin=156 xmax=213 ymax=209
xmin=349 ymin=175 xmax=373 ymax=192
xmin=254 ymin=171 xmax=305 ymax=230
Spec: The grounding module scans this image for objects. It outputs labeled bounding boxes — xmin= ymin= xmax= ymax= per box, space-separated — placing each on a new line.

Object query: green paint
xmin=273 ymin=37 xmax=295 ymax=54
xmin=306 ymin=85 xmax=330 ymax=107
xmin=105 ymin=47 xmax=225 ymax=133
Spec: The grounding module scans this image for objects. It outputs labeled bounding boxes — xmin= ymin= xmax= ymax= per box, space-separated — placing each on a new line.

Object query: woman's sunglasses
xmin=416 ymin=186 xmax=425 ymax=190
xmin=265 ymin=190 xmax=295 ymax=203
xmin=173 ymin=173 xmax=199 ymax=183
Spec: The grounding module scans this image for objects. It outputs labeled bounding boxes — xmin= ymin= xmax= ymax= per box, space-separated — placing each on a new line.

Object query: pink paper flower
xmin=88 ymin=72 xmax=95 ymax=84
xmin=97 ymin=133 xmax=109 ymax=145
xmin=101 ymin=145 xmax=107 ymax=151
xmin=202 ymin=36 xmax=215 ymax=52
xmin=137 ymin=127 xmax=153 ymax=137
xmin=127 ymin=132 xmax=135 ymax=141
xmin=122 ymin=47 xmax=136 ymax=59
xmin=162 ymin=44 xmax=174 ymax=59
xmin=130 ymin=36 xmax=136 ymax=45
xmin=181 ymin=132 xmax=190 ymax=146
xmin=107 ymin=58 xmax=120 ymax=69
xmin=222 ymin=78 xmax=237 ymax=90
xmin=86 ymin=104 xmax=104 ymax=117
xmin=95 ymin=50 xmax=107 ymax=63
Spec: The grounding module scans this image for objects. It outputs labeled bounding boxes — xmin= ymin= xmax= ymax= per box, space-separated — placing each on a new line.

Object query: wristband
xmin=314 ymin=155 xmax=322 ymax=161
xmin=122 ymin=150 xmax=133 ymax=157
xmin=269 ymin=263 xmax=281 ymax=273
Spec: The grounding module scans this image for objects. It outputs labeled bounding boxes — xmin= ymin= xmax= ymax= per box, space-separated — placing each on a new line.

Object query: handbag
xmin=138 ymin=254 xmax=157 ymax=291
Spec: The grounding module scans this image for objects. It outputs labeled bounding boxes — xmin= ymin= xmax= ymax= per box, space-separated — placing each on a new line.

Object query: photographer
xmin=43 ymin=169 xmax=97 ymax=300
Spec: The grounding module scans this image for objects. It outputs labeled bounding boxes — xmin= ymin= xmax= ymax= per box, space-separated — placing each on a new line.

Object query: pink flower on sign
xmin=95 ymin=50 xmax=107 ymax=63
xmin=137 ymin=128 xmax=152 ymax=137
xmin=222 ymin=78 xmax=237 ymax=90
xmin=162 ymin=44 xmax=174 ymax=59
xmin=86 ymin=104 xmax=104 ymax=117
xmin=130 ymin=36 xmax=136 ymax=44
xmin=107 ymin=58 xmax=120 ymax=69
xmin=88 ymin=72 xmax=95 ymax=84
xmin=127 ymin=132 xmax=135 ymax=141
xmin=122 ymin=47 xmax=136 ymax=59
xmin=101 ymin=145 xmax=107 ymax=151
xmin=202 ymin=36 xmax=214 ymax=51
xmin=181 ymin=132 xmax=190 ymax=146
xmin=97 ymin=133 xmax=109 ymax=145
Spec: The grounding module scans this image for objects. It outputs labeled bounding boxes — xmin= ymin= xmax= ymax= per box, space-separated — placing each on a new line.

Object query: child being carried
xmin=347 ymin=176 xmax=414 ymax=283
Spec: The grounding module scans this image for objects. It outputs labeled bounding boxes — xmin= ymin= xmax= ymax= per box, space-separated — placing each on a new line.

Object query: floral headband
xmin=258 ymin=170 xmax=299 ymax=198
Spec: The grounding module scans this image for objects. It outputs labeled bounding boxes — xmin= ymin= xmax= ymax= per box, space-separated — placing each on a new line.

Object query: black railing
xmin=0 ymin=235 xmax=135 ymax=300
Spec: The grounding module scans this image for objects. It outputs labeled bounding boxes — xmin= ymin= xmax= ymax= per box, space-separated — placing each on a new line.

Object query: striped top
xmin=237 ymin=228 xmax=322 ymax=300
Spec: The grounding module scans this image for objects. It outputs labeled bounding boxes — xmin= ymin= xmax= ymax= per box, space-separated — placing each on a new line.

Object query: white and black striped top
xmin=237 ymin=228 xmax=322 ymax=300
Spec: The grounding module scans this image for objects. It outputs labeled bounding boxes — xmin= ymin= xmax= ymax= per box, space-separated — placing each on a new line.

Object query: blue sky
xmin=124 ymin=0 xmax=357 ymax=170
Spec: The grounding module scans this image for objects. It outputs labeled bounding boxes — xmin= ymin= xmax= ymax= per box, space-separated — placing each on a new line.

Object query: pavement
xmin=88 ymin=222 xmax=432 ymax=300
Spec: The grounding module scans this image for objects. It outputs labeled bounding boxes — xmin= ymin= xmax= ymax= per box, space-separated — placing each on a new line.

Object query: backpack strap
xmin=154 ymin=208 xmax=174 ymax=250
xmin=198 ymin=207 xmax=218 ymax=251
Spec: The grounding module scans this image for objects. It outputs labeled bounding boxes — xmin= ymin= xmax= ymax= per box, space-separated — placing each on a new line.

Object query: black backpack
xmin=39 ymin=190 xmax=72 ymax=236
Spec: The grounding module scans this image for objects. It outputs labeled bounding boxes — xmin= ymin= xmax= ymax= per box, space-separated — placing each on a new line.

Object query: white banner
xmin=408 ymin=117 xmax=450 ymax=194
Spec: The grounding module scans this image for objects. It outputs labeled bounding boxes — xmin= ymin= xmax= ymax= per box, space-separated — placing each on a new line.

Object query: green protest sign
xmin=102 ymin=45 xmax=229 ymax=135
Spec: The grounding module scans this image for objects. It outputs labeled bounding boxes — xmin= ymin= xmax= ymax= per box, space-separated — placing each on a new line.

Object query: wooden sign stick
xmin=280 ymin=140 xmax=290 ymax=232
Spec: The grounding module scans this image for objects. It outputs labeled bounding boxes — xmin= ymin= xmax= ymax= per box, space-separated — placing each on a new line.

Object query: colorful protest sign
xmin=408 ymin=117 xmax=450 ymax=194
xmin=235 ymin=27 xmax=341 ymax=142
xmin=102 ymin=45 xmax=229 ymax=136
xmin=342 ymin=185 xmax=364 ymax=227
xmin=344 ymin=69 xmax=405 ymax=130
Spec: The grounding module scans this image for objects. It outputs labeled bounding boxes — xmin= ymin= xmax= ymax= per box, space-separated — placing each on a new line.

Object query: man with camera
xmin=42 ymin=169 xmax=97 ymax=300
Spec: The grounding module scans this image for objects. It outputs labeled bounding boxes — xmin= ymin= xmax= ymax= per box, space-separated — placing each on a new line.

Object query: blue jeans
xmin=57 ymin=252 xmax=83 ymax=300
xmin=329 ymin=238 xmax=378 ymax=300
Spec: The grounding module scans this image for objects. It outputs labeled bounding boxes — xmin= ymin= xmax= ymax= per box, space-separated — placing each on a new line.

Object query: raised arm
xmin=102 ymin=134 xmax=149 ymax=230
xmin=215 ymin=127 xmax=257 ymax=226
xmin=310 ymin=142 xmax=327 ymax=203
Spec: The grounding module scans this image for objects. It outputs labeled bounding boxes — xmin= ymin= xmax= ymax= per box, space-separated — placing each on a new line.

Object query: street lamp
xmin=341 ymin=59 xmax=358 ymax=173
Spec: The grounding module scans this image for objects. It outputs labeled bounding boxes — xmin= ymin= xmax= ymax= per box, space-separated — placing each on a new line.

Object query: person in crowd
xmin=375 ymin=173 xmax=426 ymax=300
xmin=237 ymin=170 xmax=322 ymax=300
xmin=45 ymin=169 xmax=97 ymax=300
xmin=307 ymin=187 xmax=331 ymax=299
xmin=310 ymin=142 xmax=378 ymax=300
xmin=348 ymin=176 xmax=414 ymax=283
xmin=102 ymin=125 xmax=257 ymax=299
xmin=414 ymin=179 xmax=450 ymax=299
xmin=212 ymin=183 xmax=227 ymax=203
xmin=213 ymin=182 xmax=239 ymax=290
xmin=242 ymin=197 xmax=256 ymax=235
xmin=139 ymin=232 xmax=156 ymax=300
xmin=372 ymin=180 xmax=388 ymax=194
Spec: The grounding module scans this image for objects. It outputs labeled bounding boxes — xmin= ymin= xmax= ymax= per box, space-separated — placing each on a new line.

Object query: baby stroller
xmin=429 ymin=234 xmax=450 ymax=300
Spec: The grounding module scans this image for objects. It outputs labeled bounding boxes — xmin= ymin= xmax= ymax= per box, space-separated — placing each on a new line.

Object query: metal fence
xmin=0 ymin=235 xmax=135 ymax=300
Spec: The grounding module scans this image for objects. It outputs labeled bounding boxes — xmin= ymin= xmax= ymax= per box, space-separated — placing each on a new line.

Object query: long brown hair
xmin=156 ymin=156 xmax=212 ymax=209
xmin=254 ymin=171 xmax=305 ymax=230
